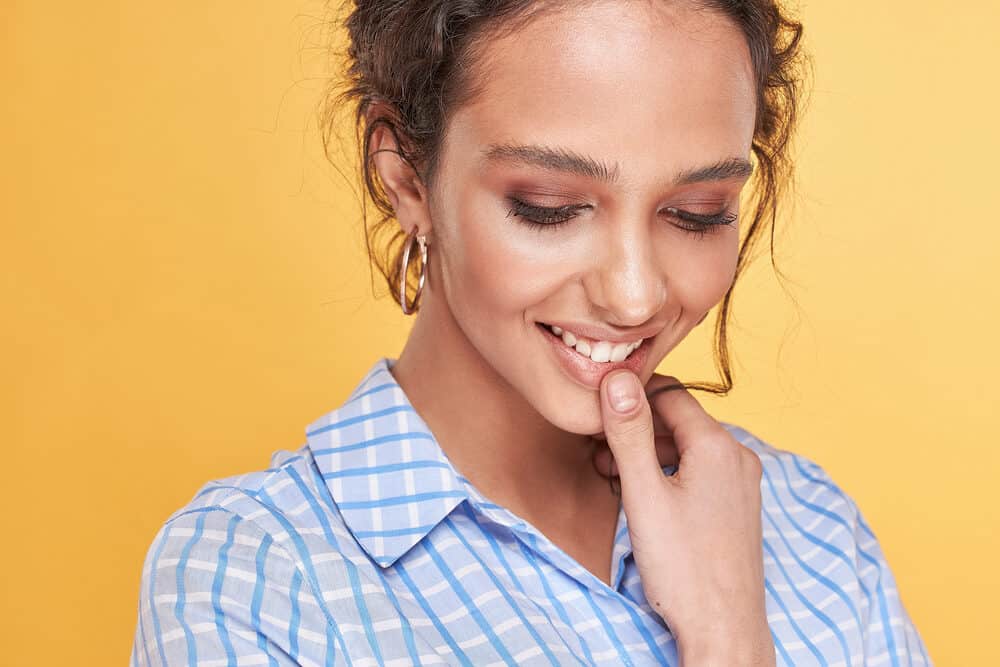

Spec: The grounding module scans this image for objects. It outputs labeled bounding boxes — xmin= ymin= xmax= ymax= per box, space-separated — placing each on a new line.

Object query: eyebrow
xmin=481 ymin=142 xmax=753 ymax=187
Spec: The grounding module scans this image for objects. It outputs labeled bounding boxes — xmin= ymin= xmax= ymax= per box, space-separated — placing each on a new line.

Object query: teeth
xmin=590 ymin=341 xmax=612 ymax=362
xmin=549 ymin=324 xmax=643 ymax=363
xmin=610 ymin=343 xmax=630 ymax=362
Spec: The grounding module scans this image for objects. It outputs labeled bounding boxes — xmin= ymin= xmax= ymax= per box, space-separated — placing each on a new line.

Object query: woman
xmin=130 ymin=0 xmax=932 ymax=665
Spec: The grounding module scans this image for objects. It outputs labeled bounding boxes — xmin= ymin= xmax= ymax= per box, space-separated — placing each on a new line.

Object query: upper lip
xmin=541 ymin=320 xmax=661 ymax=344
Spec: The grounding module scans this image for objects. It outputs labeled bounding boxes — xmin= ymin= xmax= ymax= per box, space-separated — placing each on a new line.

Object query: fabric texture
xmin=130 ymin=356 xmax=932 ymax=666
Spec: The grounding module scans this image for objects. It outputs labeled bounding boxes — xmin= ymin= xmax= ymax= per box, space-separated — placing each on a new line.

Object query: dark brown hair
xmin=318 ymin=0 xmax=810 ymax=396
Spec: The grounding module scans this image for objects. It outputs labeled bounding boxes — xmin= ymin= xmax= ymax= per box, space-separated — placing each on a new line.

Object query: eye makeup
xmin=662 ymin=206 xmax=738 ymax=238
xmin=504 ymin=195 xmax=737 ymax=238
xmin=503 ymin=197 xmax=590 ymax=229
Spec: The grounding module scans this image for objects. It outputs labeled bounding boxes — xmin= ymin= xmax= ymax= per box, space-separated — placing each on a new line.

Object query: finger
xmin=651 ymin=408 xmax=671 ymax=437
xmin=643 ymin=373 xmax=719 ymax=457
xmin=599 ymin=370 xmax=664 ymax=494
xmin=592 ymin=436 xmax=679 ymax=478
xmin=592 ymin=410 xmax=670 ymax=440
xmin=652 ymin=436 xmax=679 ymax=469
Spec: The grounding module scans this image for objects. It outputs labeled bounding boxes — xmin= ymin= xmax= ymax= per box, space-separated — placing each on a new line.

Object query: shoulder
xmin=139 ymin=444 xmax=320 ymax=569
xmin=720 ymin=419 xmax=828 ymax=476
xmin=138 ymin=443 xmax=356 ymax=589
xmin=719 ymin=422 xmax=933 ymax=663
xmin=720 ymin=420 xmax=853 ymax=503
xmin=159 ymin=444 xmax=319 ymax=525
xmin=131 ymin=446 xmax=352 ymax=663
xmin=719 ymin=420 xmax=866 ymax=533
xmin=719 ymin=419 xmax=889 ymax=591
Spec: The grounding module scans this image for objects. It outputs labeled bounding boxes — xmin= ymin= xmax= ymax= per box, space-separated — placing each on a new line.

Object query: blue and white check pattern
xmin=130 ymin=356 xmax=932 ymax=666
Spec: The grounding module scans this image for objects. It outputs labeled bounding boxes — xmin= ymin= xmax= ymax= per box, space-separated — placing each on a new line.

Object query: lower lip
xmin=536 ymin=322 xmax=651 ymax=391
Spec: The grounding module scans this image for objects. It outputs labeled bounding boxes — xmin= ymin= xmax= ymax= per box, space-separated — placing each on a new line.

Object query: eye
xmin=504 ymin=196 xmax=588 ymax=231
xmin=663 ymin=206 xmax=738 ymax=239
xmin=504 ymin=196 xmax=738 ymax=237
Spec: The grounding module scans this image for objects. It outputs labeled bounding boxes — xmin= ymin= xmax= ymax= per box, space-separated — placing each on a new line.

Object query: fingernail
xmin=608 ymin=372 xmax=639 ymax=413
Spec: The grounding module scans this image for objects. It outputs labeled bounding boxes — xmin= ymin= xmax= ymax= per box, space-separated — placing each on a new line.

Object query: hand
xmin=591 ymin=401 xmax=678 ymax=480
xmin=597 ymin=369 xmax=774 ymax=667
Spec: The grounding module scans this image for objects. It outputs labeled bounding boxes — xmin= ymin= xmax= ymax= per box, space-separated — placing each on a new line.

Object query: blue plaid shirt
xmin=130 ymin=356 xmax=932 ymax=666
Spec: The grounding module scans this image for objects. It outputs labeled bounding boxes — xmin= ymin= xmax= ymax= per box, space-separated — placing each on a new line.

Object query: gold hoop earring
xmin=399 ymin=227 xmax=429 ymax=315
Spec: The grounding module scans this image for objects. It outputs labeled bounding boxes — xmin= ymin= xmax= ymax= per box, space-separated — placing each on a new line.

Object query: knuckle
xmin=743 ymin=449 xmax=764 ymax=478
xmin=696 ymin=424 xmax=734 ymax=453
xmin=699 ymin=428 xmax=757 ymax=466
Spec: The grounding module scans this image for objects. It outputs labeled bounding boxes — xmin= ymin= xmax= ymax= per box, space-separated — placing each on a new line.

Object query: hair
xmin=318 ymin=0 xmax=811 ymax=396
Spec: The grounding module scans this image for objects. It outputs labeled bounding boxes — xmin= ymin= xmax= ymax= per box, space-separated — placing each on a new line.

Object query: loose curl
xmin=318 ymin=0 xmax=811 ymax=396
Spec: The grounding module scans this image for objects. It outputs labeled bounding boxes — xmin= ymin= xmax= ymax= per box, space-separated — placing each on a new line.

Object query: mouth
xmin=535 ymin=321 xmax=652 ymax=391
xmin=537 ymin=322 xmax=646 ymax=362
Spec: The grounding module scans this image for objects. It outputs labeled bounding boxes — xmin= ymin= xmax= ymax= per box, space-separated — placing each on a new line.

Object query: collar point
xmin=374 ymin=553 xmax=400 ymax=569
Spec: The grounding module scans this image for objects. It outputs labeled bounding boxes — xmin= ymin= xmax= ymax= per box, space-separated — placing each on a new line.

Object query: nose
xmin=586 ymin=222 xmax=668 ymax=327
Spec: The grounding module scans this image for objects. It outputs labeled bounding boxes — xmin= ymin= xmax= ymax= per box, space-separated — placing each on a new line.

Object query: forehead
xmin=446 ymin=0 xmax=757 ymax=188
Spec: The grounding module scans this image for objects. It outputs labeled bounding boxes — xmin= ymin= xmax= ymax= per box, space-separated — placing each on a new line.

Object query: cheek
xmin=662 ymin=231 xmax=739 ymax=312
xmin=448 ymin=202 xmax=566 ymax=320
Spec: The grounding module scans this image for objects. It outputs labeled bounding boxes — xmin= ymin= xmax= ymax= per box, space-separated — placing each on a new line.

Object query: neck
xmin=389 ymin=290 xmax=606 ymax=520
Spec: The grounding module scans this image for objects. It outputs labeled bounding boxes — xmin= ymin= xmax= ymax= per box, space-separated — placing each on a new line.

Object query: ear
xmin=366 ymin=108 xmax=432 ymax=238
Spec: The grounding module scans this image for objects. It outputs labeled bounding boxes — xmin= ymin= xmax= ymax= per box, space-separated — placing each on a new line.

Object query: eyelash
xmin=504 ymin=197 xmax=738 ymax=238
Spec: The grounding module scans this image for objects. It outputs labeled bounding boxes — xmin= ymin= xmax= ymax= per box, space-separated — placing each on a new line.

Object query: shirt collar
xmin=304 ymin=356 xmax=643 ymax=590
xmin=305 ymin=357 xmax=471 ymax=568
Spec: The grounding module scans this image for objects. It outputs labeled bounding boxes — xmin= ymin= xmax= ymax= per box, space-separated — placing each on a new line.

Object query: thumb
xmin=600 ymin=370 xmax=664 ymax=497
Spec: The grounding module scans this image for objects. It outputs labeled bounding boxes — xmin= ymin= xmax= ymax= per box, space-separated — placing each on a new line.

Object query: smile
xmin=539 ymin=323 xmax=644 ymax=363
xmin=535 ymin=321 xmax=651 ymax=391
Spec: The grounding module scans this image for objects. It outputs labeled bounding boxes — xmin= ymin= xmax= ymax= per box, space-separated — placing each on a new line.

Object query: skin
xmin=372 ymin=1 xmax=772 ymax=662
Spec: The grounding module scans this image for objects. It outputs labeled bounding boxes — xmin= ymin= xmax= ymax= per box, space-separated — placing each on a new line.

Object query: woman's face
xmin=426 ymin=0 xmax=756 ymax=435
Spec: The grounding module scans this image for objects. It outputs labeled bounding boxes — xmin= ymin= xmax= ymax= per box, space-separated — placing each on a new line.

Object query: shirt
xmin=129 ymin=356 xmax=932 ymax=666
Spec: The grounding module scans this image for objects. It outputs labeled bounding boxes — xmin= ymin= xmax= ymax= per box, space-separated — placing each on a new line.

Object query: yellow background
xmin=3 ymin=1 xmax=997 ymax=664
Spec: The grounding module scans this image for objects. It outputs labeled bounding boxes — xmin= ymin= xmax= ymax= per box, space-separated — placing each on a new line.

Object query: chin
xmin=522 ymin=338 xmax=663 ymax=437
xmin=533 ymin=384 xmax=606 ymax=436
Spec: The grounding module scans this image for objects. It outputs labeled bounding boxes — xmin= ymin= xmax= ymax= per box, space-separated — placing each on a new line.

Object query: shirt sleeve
xmin=129 ymin=506 xmax=340 ymax=666
xmin=799 ymin=457 xmax=934 ymax=666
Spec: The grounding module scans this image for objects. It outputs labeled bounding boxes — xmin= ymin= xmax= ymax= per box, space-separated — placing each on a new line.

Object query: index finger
xmin=643 ymin=373 xmax=718 ymax=452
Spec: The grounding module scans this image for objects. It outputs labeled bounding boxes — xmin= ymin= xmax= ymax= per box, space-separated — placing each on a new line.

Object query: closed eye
xmin=504 ymin=196 xmax=736 ymax=237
